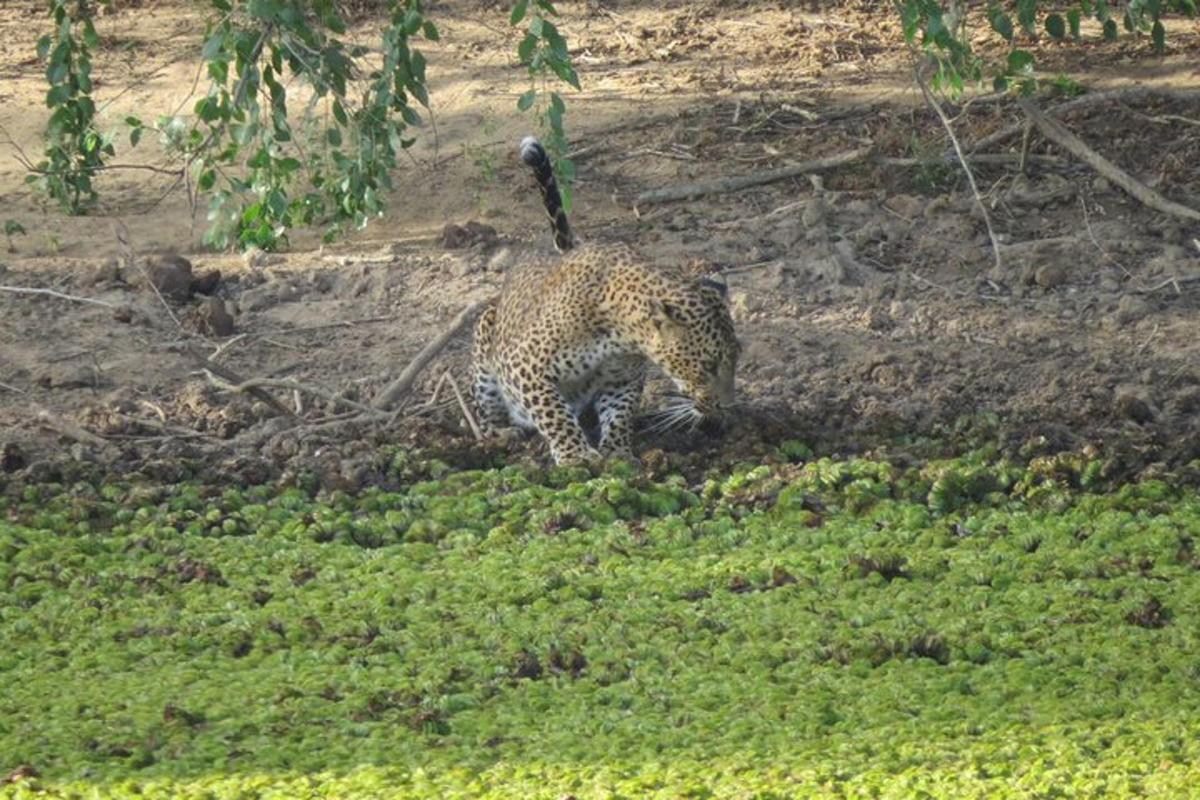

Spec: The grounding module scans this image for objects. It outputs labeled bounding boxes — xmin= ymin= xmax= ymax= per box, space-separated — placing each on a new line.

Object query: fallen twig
xmin=916 ymin=61 xmax=1002 ymax=273
xmin=185 ymin=346 xmax=296 ymax=418
xmin=0 ymin=285 xmax=118 ymax=309
xmin=445 ymin=371 xmax=484 ymax=441
xmin=0 ymin=381 xmax=26 ymax=394
xmin=969 ymin=87 xmax=1200 ymax=154
xmin=112 ymin=412 xmax=213 ymax=440
xmin=1135 ymin=275 xmax=1200 ymax=295
xmin=226 ymin=377 xmax=384 ymax=418
xmin=1018 ymin=97 xmax=1200 ymax=223
xmin=115 ymin=220 xmax=182 ymax=330
xmin=34 ymin=407 xmax=113 ymax=450
xmin=632 ymin=146 xmax=873 ymax=208
xmin=372 ymin=300 xmax=489 ymax=411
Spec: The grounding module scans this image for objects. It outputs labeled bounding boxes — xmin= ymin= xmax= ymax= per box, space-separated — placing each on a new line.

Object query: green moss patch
xmin=3 ymin=451 xmax=1199 ymax=797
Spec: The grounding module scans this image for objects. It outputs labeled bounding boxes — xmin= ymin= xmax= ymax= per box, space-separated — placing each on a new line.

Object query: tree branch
xmin=1018 ymin=97 xmax=1200 ymax=223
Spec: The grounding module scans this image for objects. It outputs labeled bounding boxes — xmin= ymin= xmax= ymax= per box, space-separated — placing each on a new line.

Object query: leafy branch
xmin=511 ymin=0 xmax=580 ymax=211
xmin=898 ymin=0 xmax=1198 ymax=98
xmin=33 ymin=0 xmax=115 ymax=214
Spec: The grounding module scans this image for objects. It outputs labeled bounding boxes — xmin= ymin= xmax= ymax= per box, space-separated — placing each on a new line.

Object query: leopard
xmin=471 ymin=136 xmax=740 ymax=466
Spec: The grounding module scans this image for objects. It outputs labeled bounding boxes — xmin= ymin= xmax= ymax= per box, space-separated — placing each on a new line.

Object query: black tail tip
xmin=519 ymin=136 xmax=549 ymax=168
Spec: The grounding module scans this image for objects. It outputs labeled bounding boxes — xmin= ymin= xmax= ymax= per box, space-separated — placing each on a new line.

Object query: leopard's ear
xmin=700 ymin=272 xmax=728 ymax=298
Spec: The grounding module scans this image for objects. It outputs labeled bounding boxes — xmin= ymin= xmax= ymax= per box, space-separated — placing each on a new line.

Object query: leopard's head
xmin=635 ymin=273 xmax=740 ymax=429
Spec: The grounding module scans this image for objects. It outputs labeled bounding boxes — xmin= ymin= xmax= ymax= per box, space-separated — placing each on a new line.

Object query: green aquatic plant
xmin=2 ymin=452 xmax=1199 ymax=798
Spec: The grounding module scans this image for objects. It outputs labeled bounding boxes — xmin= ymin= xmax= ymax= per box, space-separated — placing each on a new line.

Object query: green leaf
xmin=517 ymin=33 xmax=538 ymax=65
xmin=1007 ymin=49 xmax=1035 ymax=73
xmin=517 ymin=89 xmax=536 ymax=111
xmin=989 ymin=10 xmax=1014 ymax=41
xmin=327 ymin=128 xmax=342 ymax=146
xmin=332 ymin=100 xmax=348 ymax=126
xmin=1067 ymin=9 xmax=1082 ymax=38
xmin=1017 ymin=0 xmax=1037 ymax=34
xmin=529 ymin=16 xmax=545 ymax=38
xmin=510 ymin=1 xmax=528 ymax=26
xmin=1103 ymin=18 xmax=1118 ymax=39
xmin=993 ymin=75 xmax=1009 ymax=93
xmin=423 ymin=21 xmax=439 ymax=41
xmin=1045 ymin=14 xmax=1066 ymax=39
xmin=543 ymin=22 xmax=569 ymax=58
xmin=130 ymin=127 xmax=142 ymax=148
xmin=198 ymin=169 xmax=216 ymax=191
xmin=36 ymin=34 xmax=52 ymax=60
xmin=1152 ymin=19 xmax=1166 ymax=51
xmin=202 ymin=32 xmax=225 ymax=61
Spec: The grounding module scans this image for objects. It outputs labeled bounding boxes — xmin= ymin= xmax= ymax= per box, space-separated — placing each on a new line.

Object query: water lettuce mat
xmin=3 ymin=450 xmax=1199 ymax=798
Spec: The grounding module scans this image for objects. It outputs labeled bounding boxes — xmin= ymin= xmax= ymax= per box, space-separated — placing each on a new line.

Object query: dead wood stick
xmin=185 ymin=346 xmax=296 ymax=418
xmin=115 ymin=220 xmax=182 ymax=330
xmin=445 ymin=371 xmax=484 ymax=441
xmin=0 ymin=381 xmax=25 ymax=394
xmin=0 ymin=285 xmax=118 ymax=309
xmin=970 ymin=87 xmax=1200 ymax=154
xmin=632 ymin=146 xmax=873 ymax=207
xmin=877 ymin=153 xmax=1064 ymax=167
xmin=917 ymin=65 xmax=1002 ymax=272
xmin=1018 ymin=98 xmax=1200 ymax=223
xmin=227 ymin=378 xmax=384 ymax=418
xmin=34 ymin=407 xmax=113 ymax=449
xmin=372 ymin=299 xmax=489 ymax=411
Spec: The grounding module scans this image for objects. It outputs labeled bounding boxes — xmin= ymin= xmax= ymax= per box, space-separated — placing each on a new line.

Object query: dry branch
xmin=115 ymin=220 xmax=182 ymax=330
xmin=372 ymin=300 xmax=488 ymax=411
xmin=0 ymin=285 xmax=118 ymax=309
xmin=970 ymin=87 xmax=1200 ymax=154
xmin=185 ymin=346 xmax=296 ymax=418
xmin=34 ymin=407 xmax=113 ymax=450
xmin=445 ymin=371 xmax=484 ymax=441
xmin=1018 ymin=98 xmax=1200 ymax=224
xmin=632 ymin=146 xmax=873 ymax=207
xmin=227 ymin=378 xmax=384 ymax=418
xmin=917 ymin=65 xmax=1003 ymax=272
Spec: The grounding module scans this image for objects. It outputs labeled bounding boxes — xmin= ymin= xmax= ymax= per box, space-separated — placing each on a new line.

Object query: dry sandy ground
xmin=1 ymin=1 xmax=1199 ymax=487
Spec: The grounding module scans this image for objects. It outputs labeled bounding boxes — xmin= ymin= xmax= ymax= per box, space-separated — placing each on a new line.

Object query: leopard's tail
xmin=520 ymin=136 xmax=574 ymax=253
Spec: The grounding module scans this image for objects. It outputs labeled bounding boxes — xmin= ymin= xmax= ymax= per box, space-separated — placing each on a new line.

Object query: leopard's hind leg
xmin=471 ymin=306 xmax=511 ymax=435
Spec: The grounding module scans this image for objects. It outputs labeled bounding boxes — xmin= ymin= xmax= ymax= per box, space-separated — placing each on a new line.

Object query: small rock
xmin=243 ymin=246 xmax=284 ymax=269
xmin=1 ymin=442 xmax=27 ymax=472
xmin=923 ymin=194 xmax=953 ymax=218
xmin=185 ymin=297 xmax=236 ymax=337
xmin=1114 ymin=294 xmax=1151 ymax=325
xmin=801 ymin=196 xmax=828 ymax=234
xmin=1034 ymin=263 xmax=1069 ymax=290
xmin=86 ymin=258 xmax=122 ymax=286
xmin=190 ymin=269 xmax=222 ymax=296
xmin=36 ymin=365 xmax=100 ymax=390
xmin=884 ymin=193 xmax=924 ymax=220
xmin=1113 ymin=385 xmax=1156 ymax=424
xmin=1091 ymin=176 xmax=1112 ymax=194
xmin=449 ymin=256 xmax=482 ymax=278
xmin=865 ymin=306 xmax=894 ymax=331
xmin=440 ymin=220 xmax=498 ymax=250
xmin=487 ymin=246 xmax=515 ymax=272
xmin=136 ymin=254 xmax=193 ymax=301
xmin=240 ymin=281 xmax=301 ymax=312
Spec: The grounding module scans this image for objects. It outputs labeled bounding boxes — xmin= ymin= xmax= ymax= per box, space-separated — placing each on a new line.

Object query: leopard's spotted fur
xmin=471 ymin=138 xmax=739 ymax=465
